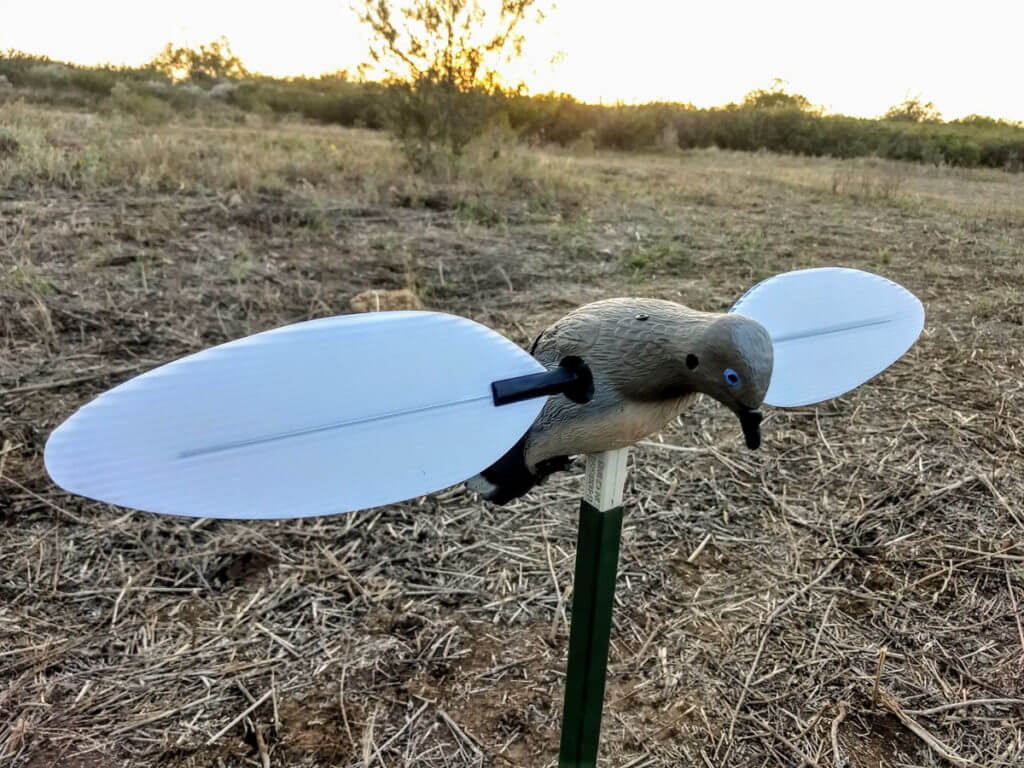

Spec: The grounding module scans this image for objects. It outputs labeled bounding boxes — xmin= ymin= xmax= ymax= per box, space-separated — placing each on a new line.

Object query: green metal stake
xmin=559 ymin=449 xmax=629 ymax=768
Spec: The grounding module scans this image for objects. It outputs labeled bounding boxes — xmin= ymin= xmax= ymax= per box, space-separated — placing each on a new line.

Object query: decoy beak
xmin=738 ymin=408 xmax=763 ymax=450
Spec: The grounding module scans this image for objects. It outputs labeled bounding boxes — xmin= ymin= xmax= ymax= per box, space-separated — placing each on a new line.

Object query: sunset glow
xmin=3 ymin=0 xmax=1022 ymax=122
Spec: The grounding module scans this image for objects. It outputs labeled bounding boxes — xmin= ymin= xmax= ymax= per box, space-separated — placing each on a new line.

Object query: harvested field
xmin=2 ymin=100 xmax=1024 ymax=767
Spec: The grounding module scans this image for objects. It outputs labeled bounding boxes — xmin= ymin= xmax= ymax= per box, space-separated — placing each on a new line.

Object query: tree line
xmin=2 ymin=2 xmax=1022 ymax=175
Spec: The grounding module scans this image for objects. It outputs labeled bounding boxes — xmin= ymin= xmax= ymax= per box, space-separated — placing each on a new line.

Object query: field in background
xmin=2 ymin=51 xmax=1024 ymax=172
xmin=2 ymin=102 xmax=1024 ymax=767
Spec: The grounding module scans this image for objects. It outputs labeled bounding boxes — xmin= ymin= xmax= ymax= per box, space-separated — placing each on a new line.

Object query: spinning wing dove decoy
xmin=467 ymin=299 xmax=774 ymax=503
xmin=44 ymin=266 xmax=921 ymax=519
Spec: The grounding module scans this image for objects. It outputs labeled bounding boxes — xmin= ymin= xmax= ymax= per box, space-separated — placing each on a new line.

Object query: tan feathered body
xmin=524 ymin=298 xmax=707 ymax=468
xmin=468 ymin=297 xmax=773 ymax=504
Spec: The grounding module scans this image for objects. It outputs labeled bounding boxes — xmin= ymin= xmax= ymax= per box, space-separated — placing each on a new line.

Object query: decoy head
xmin=687 ymin=314 xmax=773 ymax=449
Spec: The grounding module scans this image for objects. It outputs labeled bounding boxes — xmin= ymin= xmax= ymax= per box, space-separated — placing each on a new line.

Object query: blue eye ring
xmin=724 ymin=368 xmax=741 ymax=388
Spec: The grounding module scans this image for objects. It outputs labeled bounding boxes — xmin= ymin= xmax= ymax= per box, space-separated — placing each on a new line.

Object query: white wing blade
xmin=45 ymin=312 xmax=545 ymax=519
xmin=731 ymin=268 xmax=924 ymax=407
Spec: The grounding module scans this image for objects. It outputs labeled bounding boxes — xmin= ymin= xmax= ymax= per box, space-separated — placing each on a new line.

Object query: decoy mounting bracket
xmin=491 ymin=356 xmax=594 ymax=407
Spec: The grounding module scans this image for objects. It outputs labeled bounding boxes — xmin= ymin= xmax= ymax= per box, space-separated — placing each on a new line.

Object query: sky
xmin=2 ymin=0 xmax=1021 ymax=122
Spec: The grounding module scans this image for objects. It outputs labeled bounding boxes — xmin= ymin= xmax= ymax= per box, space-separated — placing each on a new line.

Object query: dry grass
xmin=2 ymin=102 xmax=1024 ymax=768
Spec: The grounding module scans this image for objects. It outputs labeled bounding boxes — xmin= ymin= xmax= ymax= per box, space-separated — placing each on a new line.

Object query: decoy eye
xmin=724 ymin=368 xmax=741 ymax=387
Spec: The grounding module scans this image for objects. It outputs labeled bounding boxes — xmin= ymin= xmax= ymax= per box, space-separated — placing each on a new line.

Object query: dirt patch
xmin=839 ymin=711 xmax=926 ymax=768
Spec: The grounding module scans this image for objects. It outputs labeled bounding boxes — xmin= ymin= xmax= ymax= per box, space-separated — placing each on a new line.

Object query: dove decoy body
xmin=468 ymin=298 xmax=774 ymax=504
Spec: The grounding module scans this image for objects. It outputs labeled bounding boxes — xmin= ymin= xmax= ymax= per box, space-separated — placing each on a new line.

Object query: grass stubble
xmin=1 ymin=98 xmax=1024 ymax=767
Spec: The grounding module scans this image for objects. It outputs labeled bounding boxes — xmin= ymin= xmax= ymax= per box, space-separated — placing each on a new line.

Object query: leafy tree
xmin=883 ymin=93 xmax=942 ymax=123
xmin=356 ymin=0 xmax=548 ymax=172
xmin=149 ymin=37 xmax=250 ymax=84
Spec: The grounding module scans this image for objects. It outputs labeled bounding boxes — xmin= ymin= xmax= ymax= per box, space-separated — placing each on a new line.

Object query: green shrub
xmin=107 ymin=83 xmax=174 ymax=124
xmin=884 ymin=95 xmax=942 ymax=123
xmin=384 ymin=80 xmax=505 ymax=174
xmin=230 ymin=76 xmax=388 ymax=128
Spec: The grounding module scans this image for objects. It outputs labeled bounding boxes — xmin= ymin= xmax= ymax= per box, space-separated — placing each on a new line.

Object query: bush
xmin=743 ymin=80 xmax=818 ymax=113
xmin=384 ymin=80 xmax=504 ymax=173
xmin=107 ymin=82 xmax=174 ymax=124
xmin=148 ymin=37 xmax=249 ymax=84
xmin=230 ymin=76 xmax=388 ymax=128
xmin=884 ymin=96 xmax=942 ymax=123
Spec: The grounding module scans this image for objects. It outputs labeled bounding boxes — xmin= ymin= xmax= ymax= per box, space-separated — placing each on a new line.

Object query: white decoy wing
xmin=730 ymin=267 xmax=924 ymax=407
xmin=45 ymin=312 xmax=545 ymax=519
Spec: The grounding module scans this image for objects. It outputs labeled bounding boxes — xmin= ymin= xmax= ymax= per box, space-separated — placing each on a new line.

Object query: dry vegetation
xmin=2 ymin=100 xmax=1024 ymax=768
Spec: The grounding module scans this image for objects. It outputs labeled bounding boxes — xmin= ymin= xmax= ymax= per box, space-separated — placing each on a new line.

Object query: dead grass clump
xmin=830 ymin=159 xmax=910 ymax=202
xmin=350 ymin=288 xmax=424 ymax=313
xmin=0 ymin=129 xmax=19 ymax=156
